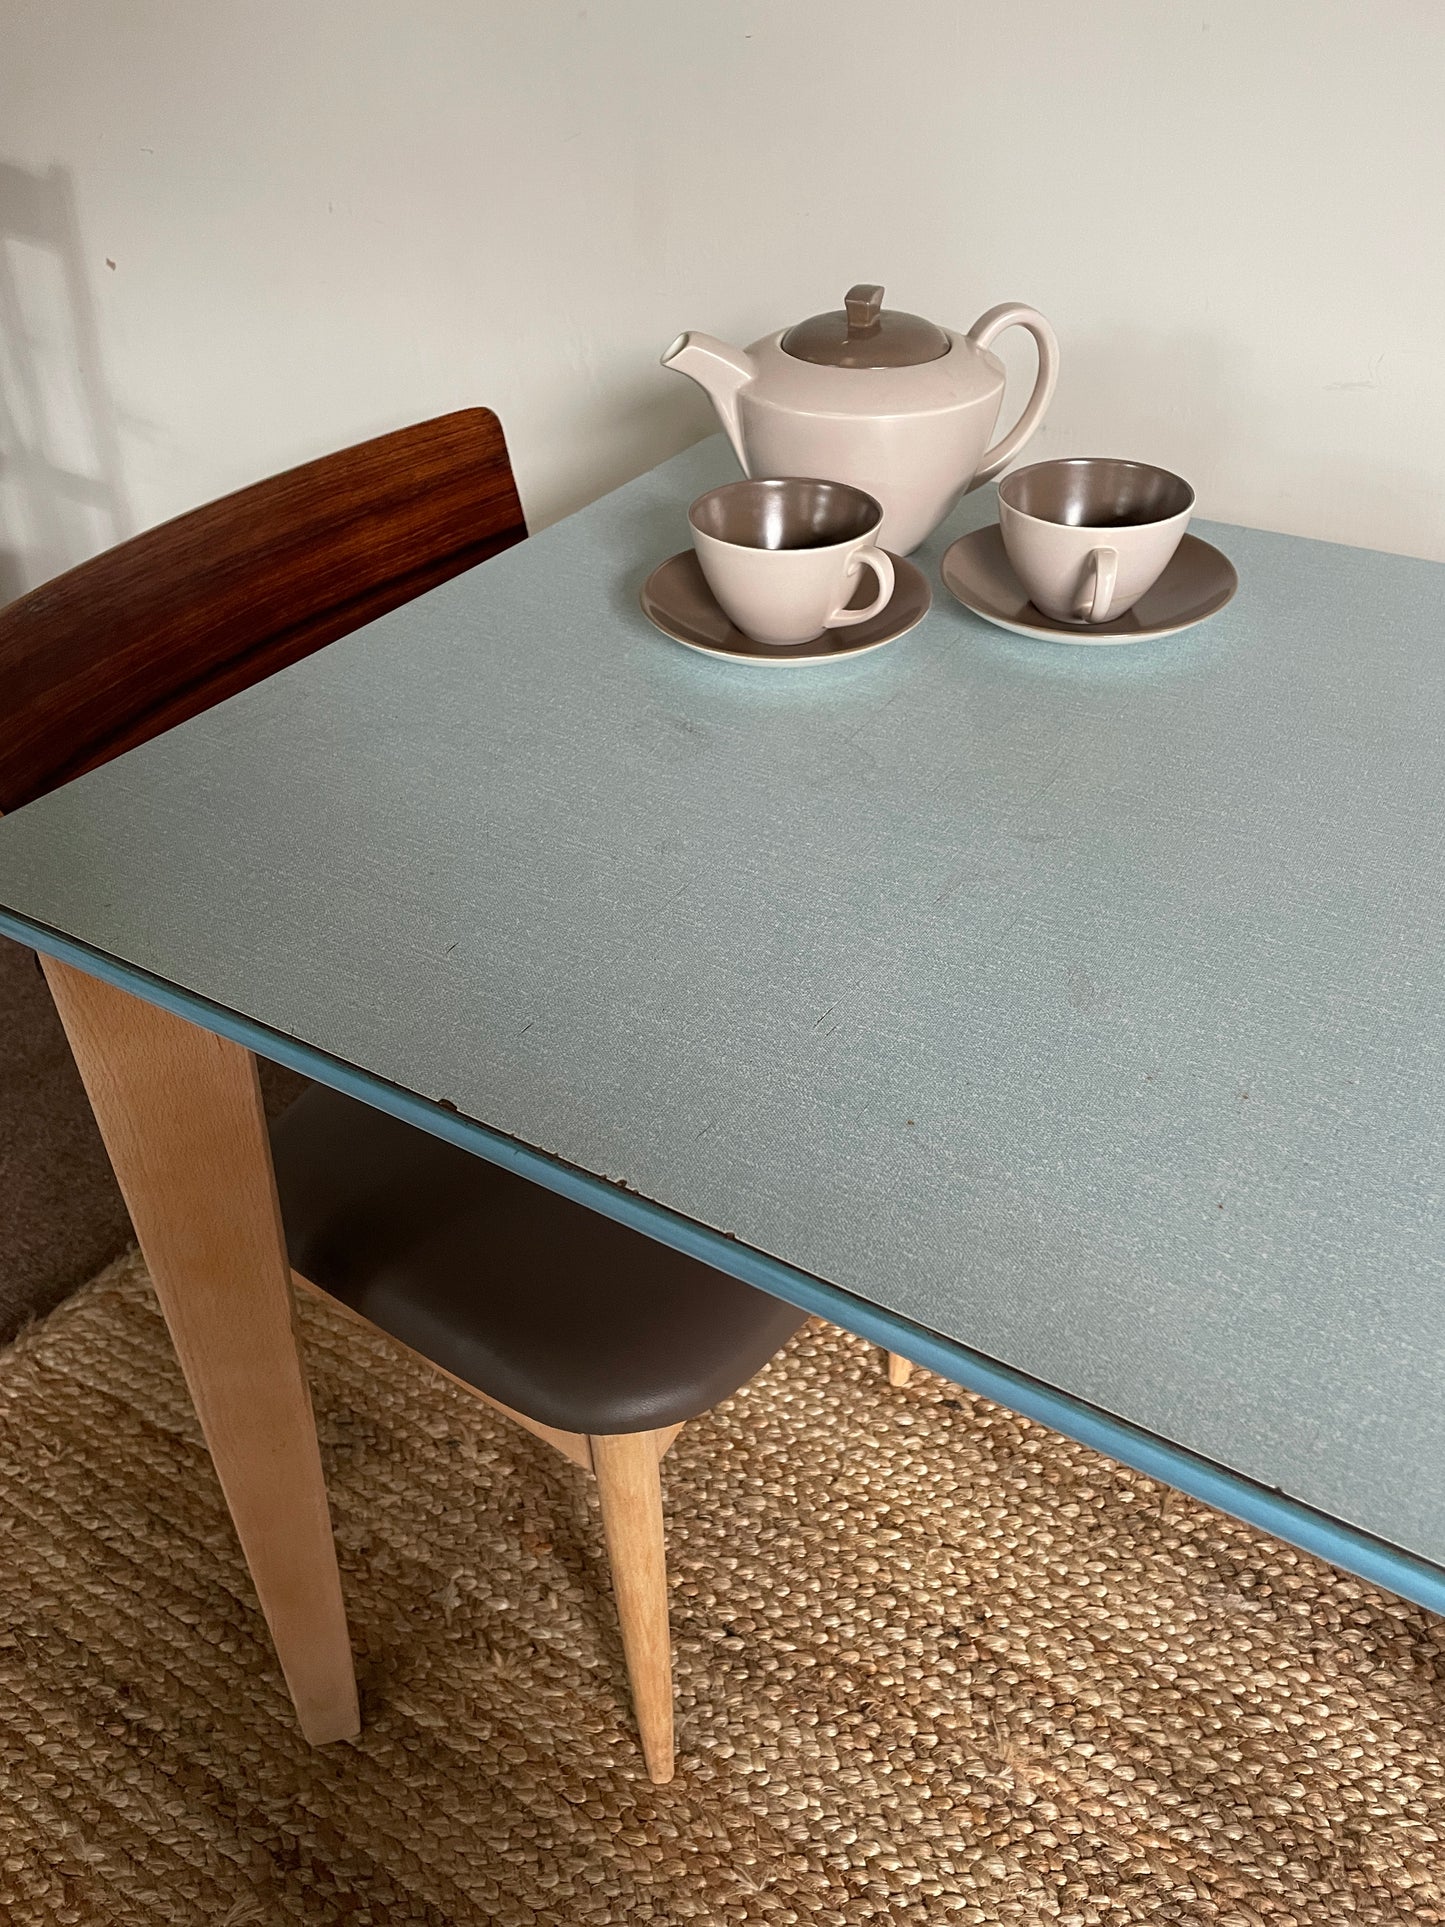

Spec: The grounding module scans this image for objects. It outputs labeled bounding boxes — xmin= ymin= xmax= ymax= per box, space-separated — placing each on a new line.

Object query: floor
xmin=2 ymin=1250 xmax=1441 ymax=1926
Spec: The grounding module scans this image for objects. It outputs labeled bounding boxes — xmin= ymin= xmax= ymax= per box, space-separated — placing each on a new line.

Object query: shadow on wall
xmin=0 ymin=160 xmax=132 ymax=604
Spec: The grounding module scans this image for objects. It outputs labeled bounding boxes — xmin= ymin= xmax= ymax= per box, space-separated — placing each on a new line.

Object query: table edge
xmin=5 ymin=899 xmax=1442 ymax=1621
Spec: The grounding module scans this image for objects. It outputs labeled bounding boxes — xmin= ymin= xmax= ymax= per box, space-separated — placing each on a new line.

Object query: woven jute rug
xmin=1 ymin=1252 xmax=1442 ymax=1925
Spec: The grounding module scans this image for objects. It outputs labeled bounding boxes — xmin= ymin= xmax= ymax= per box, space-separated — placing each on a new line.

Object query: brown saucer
xmin=641 ymin=549 xmax=930 ymax=666
xmin=942 ymin=523 xmax=1237 ymax=644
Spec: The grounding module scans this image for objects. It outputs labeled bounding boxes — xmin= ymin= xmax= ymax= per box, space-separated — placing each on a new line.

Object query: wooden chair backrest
xmin=0 ymin=408 xmax=526 ymax=813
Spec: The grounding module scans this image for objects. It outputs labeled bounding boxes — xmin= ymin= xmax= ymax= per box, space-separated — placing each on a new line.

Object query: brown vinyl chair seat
xmin=271 ymin=1083 xmax=808 ymax=1436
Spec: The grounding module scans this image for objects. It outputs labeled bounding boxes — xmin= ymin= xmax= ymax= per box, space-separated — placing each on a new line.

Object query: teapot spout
xmin=661 ymin=331 xmax=755 ymax=471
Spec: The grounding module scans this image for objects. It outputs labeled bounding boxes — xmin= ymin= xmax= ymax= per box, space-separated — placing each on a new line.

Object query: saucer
xmin=641 ymin=549 xmax=930 ymax=665
xmin=941 ymin=523 xmax=1237 ymax=644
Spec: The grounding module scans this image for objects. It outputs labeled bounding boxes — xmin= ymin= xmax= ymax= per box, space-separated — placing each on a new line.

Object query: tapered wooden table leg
xmin=591 ymin=1430 xmax=674 ymax=1784
xmin=43 ymin=960 xmax=360 ymax=1745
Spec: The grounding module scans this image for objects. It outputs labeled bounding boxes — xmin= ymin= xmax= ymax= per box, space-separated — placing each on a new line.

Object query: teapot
xmin=663 ymin=284 xmax=1059 ymax=554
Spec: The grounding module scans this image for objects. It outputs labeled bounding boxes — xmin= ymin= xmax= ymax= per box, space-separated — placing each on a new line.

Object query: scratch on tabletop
xmin=1025 ymin=750 xmax=1072 ymax=810
xmin=932 ymin=863 xmax=993 ymax=907
xmin=841 ymin=684 xmax=910 ymax=744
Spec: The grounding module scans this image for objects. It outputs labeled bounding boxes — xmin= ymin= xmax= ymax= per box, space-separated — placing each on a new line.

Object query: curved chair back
xmin=0 ymin=408 xmax=526 ymax=813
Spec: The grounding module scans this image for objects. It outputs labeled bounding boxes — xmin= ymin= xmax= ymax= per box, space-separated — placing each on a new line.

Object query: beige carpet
xmin=1 ymin=1253 xmax=1442 ymax=1925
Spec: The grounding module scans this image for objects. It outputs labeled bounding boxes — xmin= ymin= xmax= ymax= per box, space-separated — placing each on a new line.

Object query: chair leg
xmin=887 ymin=1351 xmax=914 ymax=1387
xmin=589 ymin=1429 xmax=674 ymax=1784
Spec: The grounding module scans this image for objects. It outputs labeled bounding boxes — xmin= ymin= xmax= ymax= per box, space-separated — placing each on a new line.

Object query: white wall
xmin=3 ymin=0 xmax=1444 ymax=595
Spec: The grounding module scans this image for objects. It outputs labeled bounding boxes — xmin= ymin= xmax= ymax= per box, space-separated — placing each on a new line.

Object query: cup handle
xmin=1074 ymin=547 xmax=1118 ymax=623
xmin=826 ymin=547 xmax=895 ymax=628
xmin=965 ymin=304 xmax=1061 ymax=491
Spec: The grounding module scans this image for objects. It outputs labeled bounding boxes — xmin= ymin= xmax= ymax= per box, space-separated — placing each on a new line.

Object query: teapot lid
xmin=780 ymin=283 xmax=951 ymax=368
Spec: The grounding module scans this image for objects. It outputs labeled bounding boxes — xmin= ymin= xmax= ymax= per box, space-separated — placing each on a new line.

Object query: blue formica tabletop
xmin=2 ymin=439 xmax=1442 ymax=1606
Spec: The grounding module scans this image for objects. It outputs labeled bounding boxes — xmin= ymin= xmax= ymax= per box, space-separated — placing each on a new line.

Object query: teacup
xmin=998 ymin=459 xmax=1194 ymax=624
xmin=688 ymin=477 xmax=895 ymax=647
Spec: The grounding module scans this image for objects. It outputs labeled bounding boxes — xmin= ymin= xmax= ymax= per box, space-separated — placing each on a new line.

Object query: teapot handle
xmin=965 ymin=304 xmax=1060 ymax=491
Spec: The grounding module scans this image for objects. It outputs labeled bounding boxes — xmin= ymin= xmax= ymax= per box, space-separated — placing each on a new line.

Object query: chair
xmin=0 ymin=410 xmax=812 ymax=1783
xmin=269 ymin=1086 xmax=805 ymax=1782
xmin=0 ymin=410 xmax=528 ymax=810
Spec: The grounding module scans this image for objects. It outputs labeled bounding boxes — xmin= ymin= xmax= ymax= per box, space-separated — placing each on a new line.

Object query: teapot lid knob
xmin=844 ymin=284 xmax=885 ymax=336
xmin=781 ymin=284 xmax=952 ymax=367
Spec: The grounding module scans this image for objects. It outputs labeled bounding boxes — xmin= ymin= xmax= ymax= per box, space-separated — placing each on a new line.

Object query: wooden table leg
xmin=43 ymin=959 xmax=360 ymax=1745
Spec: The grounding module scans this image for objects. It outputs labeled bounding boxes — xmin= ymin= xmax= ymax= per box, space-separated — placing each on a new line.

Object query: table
xmin=2 ymin=438 xmax=1442 ymax=1740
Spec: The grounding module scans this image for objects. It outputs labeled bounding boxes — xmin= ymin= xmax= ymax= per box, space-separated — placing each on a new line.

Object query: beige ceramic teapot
xmin=663 ymin=284 xmax=1059 ymax=554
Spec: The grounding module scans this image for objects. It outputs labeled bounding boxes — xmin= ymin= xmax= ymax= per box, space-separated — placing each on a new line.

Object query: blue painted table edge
xmin=10 ymin=904 xmax=1444 ymax=1620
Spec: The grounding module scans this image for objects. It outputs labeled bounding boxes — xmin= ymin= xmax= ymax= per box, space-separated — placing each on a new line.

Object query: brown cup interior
xmin=999 ymin=459 xmax=1194 ymax=530
xmin=689 ymin=477 xmax=882 ymax=552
